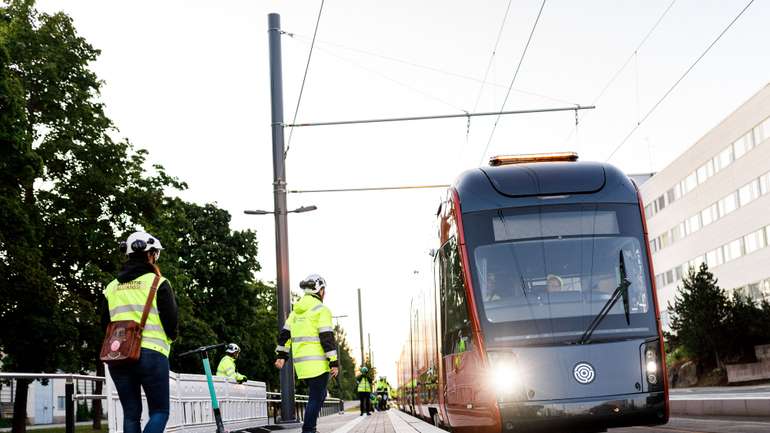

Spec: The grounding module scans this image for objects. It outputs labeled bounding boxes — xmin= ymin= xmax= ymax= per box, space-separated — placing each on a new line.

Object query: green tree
xmin=668 ymin=263 xmax=729 ymax=369
xmin=0 ymin=2 xmax=184 ymax=430
xmin=147 ymin=199 xmax=279 ymax=387
xmin=328 ymin=324 xmax=356 ymax=400
xmin=722 ymin=293 xmax=770 ymax=363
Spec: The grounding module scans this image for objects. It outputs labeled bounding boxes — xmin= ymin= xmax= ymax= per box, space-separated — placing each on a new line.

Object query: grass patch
xmin=27 ymin=425 xmax=107 ymax=433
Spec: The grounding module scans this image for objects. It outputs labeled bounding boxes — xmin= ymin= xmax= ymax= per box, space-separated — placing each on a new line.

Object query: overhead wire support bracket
xmin=283 ymin=105 xmax=595 ymax=128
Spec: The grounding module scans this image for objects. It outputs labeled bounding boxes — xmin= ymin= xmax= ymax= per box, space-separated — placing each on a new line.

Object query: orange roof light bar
xmin=489 ymin=152 xmax=579 ymax=166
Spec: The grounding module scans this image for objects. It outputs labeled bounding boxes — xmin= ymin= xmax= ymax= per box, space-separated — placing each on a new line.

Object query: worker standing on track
xmin=356 ymin=367 xmax=373 ymax=416
xmin=275 ymin=274 xmax=339 ymax=433
xmin=217 ymin=343 xmax=248 ymax=383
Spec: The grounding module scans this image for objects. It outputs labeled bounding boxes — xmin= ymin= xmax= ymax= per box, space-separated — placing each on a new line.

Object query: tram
xmin=397 ymin=153 xmax=668 ymax=433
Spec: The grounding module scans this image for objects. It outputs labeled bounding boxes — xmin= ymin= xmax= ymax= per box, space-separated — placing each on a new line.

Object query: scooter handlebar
xmin=178 ymin=343 xmax=227 ymax=358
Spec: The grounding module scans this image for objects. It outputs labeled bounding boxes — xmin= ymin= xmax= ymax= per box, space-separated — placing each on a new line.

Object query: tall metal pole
xmin=268 ymin=12 xmax=296 ymax=423
xmin=358 ymin=288 xmax=365 ymax=366
xmin=368 ymin=333 xmax=372 ymax=365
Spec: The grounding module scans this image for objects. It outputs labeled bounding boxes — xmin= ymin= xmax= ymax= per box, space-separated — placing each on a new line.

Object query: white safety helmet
xmin=299 ymin=274 xmax=326 ymax=294
xmin=121 ymin=231 xmax=163 ymax=256
xmin=225 ymin=343 xmax=241 ymax=354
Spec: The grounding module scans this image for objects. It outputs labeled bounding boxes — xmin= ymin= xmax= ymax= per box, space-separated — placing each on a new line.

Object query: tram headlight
xmin=643 ymin=341 xmax=662 ymax=388
xmin=487 ymin=351 xmax=524 ymax=401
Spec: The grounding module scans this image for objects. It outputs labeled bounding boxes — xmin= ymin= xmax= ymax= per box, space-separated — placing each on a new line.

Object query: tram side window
xmin=440 ymin=236 xmax=472 ymax=356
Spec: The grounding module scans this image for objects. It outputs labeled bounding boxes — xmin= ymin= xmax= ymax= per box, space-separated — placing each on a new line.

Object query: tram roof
xmin=453 ymin=161 xmax=640 ymax=213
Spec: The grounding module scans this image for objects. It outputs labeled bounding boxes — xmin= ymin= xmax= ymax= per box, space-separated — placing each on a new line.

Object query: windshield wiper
xmin=578 ymin=250 xmax=631 ymax=345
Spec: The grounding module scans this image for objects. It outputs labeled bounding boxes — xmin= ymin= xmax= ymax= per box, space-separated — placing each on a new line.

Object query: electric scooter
xmin=179 ymin=343 xmax=227 ymax=433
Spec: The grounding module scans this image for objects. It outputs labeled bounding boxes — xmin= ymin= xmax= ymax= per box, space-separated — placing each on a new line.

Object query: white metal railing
xmin=0 ymin=371 xmax=343 ymax=433
xmin=106 ymin=368 xmax=268 ymax=433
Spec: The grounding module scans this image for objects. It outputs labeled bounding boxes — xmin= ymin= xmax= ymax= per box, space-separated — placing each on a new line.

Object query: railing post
xmin=65 ymin=378 xmax=75 ymax=433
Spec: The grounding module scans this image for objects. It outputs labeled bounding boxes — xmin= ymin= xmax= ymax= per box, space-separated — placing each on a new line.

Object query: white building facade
xmin=639 ymin=84 xmax=770 ymax=325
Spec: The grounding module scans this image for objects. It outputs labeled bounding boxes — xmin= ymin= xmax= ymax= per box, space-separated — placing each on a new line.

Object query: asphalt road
xmin=607 ymin=416 xmax=770 ymax=433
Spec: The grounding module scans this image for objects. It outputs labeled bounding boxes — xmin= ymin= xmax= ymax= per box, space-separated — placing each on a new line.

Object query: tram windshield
xmin=464 ymin=203 xmax=657 ymax=346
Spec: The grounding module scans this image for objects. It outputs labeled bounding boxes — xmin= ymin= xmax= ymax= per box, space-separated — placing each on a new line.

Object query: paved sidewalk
xmin=268 ymin=409 xmax=441 ymax=433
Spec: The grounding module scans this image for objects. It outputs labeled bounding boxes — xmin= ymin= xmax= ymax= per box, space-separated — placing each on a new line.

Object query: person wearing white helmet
xmin=275 ymin=274 xmax=339 ymax=433
xmin=217 ymin=343 xmax=247 ymax=383
xmin=102 ymin=231 xmax=178 ymax=433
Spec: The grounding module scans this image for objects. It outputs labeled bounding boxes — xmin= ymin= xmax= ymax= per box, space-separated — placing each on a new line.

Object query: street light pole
xmin=357 ymin=288 xmax=365 ymax=366
xmin=268 ymin=12 xmax=296 ymax=423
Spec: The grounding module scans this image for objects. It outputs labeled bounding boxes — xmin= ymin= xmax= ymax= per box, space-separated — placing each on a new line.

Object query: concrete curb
xmin=670 ymin=398 xmax=770 ymax=417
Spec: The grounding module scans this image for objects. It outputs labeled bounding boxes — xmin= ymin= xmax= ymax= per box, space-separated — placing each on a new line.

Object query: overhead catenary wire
xmin=605 ymin=0 xmax=756 ymax=162
xmin=561 ymin=0 xmax=678 ymax=145
xmin=479 ymin=0 xmax=547 ymax=166
xmin=472 ymin=0 xmax=514 ymax=113
xmin=286 ymin=33 xmax=577 ymax=106
xmin=285 ymin=105 xmax=594 ymax=128
xmin=285 ymin=0 xmax=325 ymax=158
xmin=314 ymin=45 xmax=468 ymax=113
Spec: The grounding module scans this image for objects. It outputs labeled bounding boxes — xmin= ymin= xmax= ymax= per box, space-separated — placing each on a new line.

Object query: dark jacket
xmin=101 ymin=259 xmax=179 ymax=340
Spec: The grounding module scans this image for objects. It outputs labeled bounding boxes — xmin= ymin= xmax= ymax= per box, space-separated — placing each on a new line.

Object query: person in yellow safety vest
xmin=275 ymin=274 xmax=339 ymax=433
xmin=356 ymin=367 xmax=373 ymax=416
xmin=375 ymin=376 xmax=391 ymax=411
xmin=102 ymin=231 xmax=178 ymax=433
xmin=217 ymin=343 xmax=247 ymax=383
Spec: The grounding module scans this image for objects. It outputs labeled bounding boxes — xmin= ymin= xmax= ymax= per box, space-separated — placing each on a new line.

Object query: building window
xmin=718 ymin=146 xmax=733 ymax=172
xmin=684 ymin=172 xmax=697 ymax=193
xmin=701 ymin=204 xmax=717 ymax=227
xmin=724 ymin=238 xmax=743 ymax=263
xmin=697 ymin=160 xmax=713 ymax=184
xmin=687 ymin=214 xmax=701 ymax=234
xmin=718 ymin=192 xmax=738 ymax=217
xmin=666 ymin=188 xmax=676 ymax=204
xmin=759 ymin=116 xmax=770 ymax=144
xmin=738 ymin=179 xmax=760 ymax=207
xmin=760 ymin=173 xmax=769 ymax=195
xmin=645 ymin=204 xmax=654 ymax=219
xmin=665 ymin=270 xmax=674 ymax=285
xmin=657 ymin=196 xmax=666 ymax=212
xmin=706 ymin=248 xmax=724 ymax=268
xmin=674 ymin=266 xmax=683 ymax=281
xmin=660 ymin=232 xmax=670 ymax=249
xmin=733 ymin=131 xmax=754 ymax=159
xmin=744 ymin=229 xmax=766 ymax=255
xmin=58 ymin=396 xmax=65 ymax=410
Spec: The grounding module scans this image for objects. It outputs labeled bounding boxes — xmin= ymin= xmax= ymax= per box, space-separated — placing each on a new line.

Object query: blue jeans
xmin=302 ymin=372 xmax=329 ymax=433
xmin=110 ymin=348 xmax=170 ymax=433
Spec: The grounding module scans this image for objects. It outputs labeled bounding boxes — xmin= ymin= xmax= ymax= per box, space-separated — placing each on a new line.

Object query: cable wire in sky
xmin=285 ymin=0 xmax=325 ymax=158
xmin=314 ymin=45 xmax=467 ymax=113
xmin=288 ymin=33 xmax=577 ymax=106
xmin=479 ymin=0 xmax=547 ymax=165
xmin=561 ymin=0 xmax=678 ymax=146
xmin=605 ymin=0 xmax=756 ymax=162
xmin=471 ymin=0 xmax=514 ymax=113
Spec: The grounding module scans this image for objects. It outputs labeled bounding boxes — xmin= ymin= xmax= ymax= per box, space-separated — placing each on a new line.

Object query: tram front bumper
xmin=497 ymin=391 xmax=667 ymax=432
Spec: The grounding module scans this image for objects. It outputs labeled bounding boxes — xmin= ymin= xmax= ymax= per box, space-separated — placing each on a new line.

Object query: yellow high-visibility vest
xmin=282 ymin=294 xmax=337 ymax=379
xmin=104 ymin=273 xmax=171 ymax=357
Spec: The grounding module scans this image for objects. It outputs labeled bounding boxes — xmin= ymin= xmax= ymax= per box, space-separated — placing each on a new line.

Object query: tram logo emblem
xmin=573 ymin=362 xmax=595 ymax=384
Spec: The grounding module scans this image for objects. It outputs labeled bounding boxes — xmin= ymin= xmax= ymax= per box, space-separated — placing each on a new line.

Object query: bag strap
xmin=139 ymin=272 xmax=162 ymax=330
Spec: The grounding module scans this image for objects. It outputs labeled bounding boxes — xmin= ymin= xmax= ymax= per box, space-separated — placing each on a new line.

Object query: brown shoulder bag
xmin=100 ymin=272 xmax=162 ymax=366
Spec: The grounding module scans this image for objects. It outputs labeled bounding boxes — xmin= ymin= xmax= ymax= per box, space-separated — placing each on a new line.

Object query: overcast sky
xmin=36 ymin=0 xmax=770 ymax=385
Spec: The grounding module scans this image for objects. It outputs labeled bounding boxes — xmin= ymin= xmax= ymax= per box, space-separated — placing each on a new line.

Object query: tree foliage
xmin=668 ymin=263 xmax=770 ymax=371
xmin=668 ymin=263 xmax=729 ymax=369
xmin=328 ymin=325 xmax=356 ymax=400
xmin=0 ymin=2 xmax=308 ymax=430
